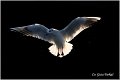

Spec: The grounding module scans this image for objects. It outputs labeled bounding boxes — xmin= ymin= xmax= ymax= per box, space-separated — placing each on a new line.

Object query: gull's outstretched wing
xmin=60 ymin=17 xmax=101 ymax=42
xmin=10 ymin=24 xmax=53 ymax=43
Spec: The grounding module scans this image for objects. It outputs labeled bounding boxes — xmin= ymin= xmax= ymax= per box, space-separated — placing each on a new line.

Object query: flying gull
xmin=10 ymin=17 xmax=101 ymax=58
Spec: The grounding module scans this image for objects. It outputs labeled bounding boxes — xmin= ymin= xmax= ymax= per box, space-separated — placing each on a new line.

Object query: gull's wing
xmin=10 ymin=24 xmax=53 ymax=44
xmin=60 ymin=17 xmax=101 ymax=42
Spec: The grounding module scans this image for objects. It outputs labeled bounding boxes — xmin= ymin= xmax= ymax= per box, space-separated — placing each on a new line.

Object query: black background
xmin=2 ymin=1 xmax=119 ymax=79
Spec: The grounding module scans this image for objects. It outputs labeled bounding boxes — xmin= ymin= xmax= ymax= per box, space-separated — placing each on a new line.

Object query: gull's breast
xmin=53 ymin=31 xmax=65 ymax=49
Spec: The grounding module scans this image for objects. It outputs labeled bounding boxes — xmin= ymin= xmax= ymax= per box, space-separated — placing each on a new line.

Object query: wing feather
xmin=10 ymin=24 xmax=53 ymax=43
xmin=60 ymin=17 xmax=101 ymax=42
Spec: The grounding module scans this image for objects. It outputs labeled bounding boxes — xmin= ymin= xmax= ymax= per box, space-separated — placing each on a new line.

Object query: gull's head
xmin=49 ymin=28 xmax=57 ymax=33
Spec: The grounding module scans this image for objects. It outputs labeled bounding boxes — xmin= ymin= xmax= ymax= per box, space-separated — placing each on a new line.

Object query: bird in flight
xmin=10 ymin=17 xmax=101 ymax=58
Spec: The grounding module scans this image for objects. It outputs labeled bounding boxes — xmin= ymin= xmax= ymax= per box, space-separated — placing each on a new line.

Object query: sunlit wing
xmin=60 ymin=17 xmax=101 ymax=42
xmin=10 ymin=24 xmax=53 ymax=44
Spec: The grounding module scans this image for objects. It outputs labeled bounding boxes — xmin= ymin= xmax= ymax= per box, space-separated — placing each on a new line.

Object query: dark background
xmin=1 ymin=1 xmax=119 ymax=79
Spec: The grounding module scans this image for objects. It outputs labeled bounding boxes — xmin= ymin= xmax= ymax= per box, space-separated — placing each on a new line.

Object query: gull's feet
xmin=61 ymin=53 xmax=64 ymax=56
xmin=57 ymin=53 xmax=60 ymax=57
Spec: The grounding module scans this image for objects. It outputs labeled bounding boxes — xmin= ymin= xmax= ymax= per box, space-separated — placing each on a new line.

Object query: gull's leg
xmin=61 ymin=47 xmax=64 ymax=56
xmin=58 ymin=48 xmax=63 ymax=58
xmin=57 ymin=48 xmax=60 ymax=57
xmin=57 ymin=53 xmax=60 ymax=57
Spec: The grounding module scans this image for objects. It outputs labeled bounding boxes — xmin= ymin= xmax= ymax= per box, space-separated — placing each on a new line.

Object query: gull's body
xmin=10 ymin=17 xmax=101 ymax=58
xmin=48 ymin=29 xmax=66 ymax=57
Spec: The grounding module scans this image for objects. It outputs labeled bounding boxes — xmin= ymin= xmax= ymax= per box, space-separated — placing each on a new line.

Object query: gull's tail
xmin=48 ymin=42 xmax=73 ymax=58
xmin=49 ymin=45 xmax=58 ymax=57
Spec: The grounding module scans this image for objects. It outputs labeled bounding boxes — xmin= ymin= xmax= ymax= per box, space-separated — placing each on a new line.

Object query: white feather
xmin=65 ymin=25 xmax=88 ymax=42
xmin=49 ymin=45 xmax=58 ymax=56
xmin=63 ymin=42 xmax=73 ymax=56
xmin=48 ymin=42 xmax=73 ymax=58
xmin=83 ymin=17 xmax=101 ymax=20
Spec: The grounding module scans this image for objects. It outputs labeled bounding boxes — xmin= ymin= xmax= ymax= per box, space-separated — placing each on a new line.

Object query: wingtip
xmin=89 ymin=17 xmax=101 ymax=20
xmin=10 ymin=27 xmax=24 ymax=32
xmin=10 ymin=28 xmax=16 ymax=31
xmin=84 ymin=17 xmax=101 ymax=20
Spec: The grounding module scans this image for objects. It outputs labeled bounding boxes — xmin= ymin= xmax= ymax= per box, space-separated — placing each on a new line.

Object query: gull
xmin=10 ymin=17 xmax=101 ymax=58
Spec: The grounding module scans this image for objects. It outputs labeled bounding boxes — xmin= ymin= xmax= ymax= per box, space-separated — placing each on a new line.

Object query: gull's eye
xmin=49 ymin=28 xmax=54 ymax=32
